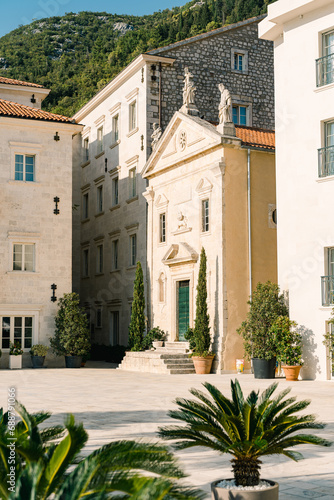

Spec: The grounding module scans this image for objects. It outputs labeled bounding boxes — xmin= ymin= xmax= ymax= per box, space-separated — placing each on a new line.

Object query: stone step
xmin=163 ymin=358 xmax=192 ymax=365
xmin=164 ymin=342 xmax=190 ymax=349
xmin=169 ymin=368 xmax=196 ymax=374
xmin=155 ymin=347 xmax=190 ymax=354
xmin=165 ymin=363 xmax=195 ymax=370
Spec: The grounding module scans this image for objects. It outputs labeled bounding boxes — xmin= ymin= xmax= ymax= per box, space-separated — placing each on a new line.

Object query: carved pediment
xmin=155 ymin=193 xmax=169 ymax=209
xmin=142 ymin=111 xmax=223 ymax=179
xmin=162 ymin=243 xmax=198 ymax=267
xmin=195 ymin=177 xmax=213 ymax=196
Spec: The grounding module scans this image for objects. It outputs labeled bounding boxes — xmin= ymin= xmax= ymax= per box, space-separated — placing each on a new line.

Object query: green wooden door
xmin=178 ymin=280 xmax=189 ymax=341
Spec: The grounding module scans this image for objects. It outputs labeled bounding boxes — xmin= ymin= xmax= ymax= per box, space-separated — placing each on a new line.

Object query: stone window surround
xmin=81 ymin=183 xmax=91 ymax=222
xmin=109 ymin=166 xmax=121 ymax=208
xmin=109 ymin=229 xmax=121 ymax=272
xmin=94 ymin=235 xmax=104 ymax=275
xmin=95 ymin=305 xmax=103 ymax=328
xmin=9 ymin=141 xmax=42 ymax=183
xmin=109 ymin=102 xmax=121 ymax=146
xmin=231 ymin=96 xmax=253 ymax=126
xmin=7 ymin=232 xmax=40 ymax=274
xmin=155 ymin=193 xmax=169 ymax=246
xmin=0 ymin=304 xmax=41 ymax=351
xmin=94 ymin=175 xmax=105 ymax=216
xmin=126 ymin=155 xmax=139 ymax=201
xmin=126 ymin=87 xmax=139 ymax=136
xmin=231 ymin=48 xmax=249 ymax=74
xmin=196 ymin=177 xmax=213 ymax=236
xmin=94 ymin=115 xmax=105 ymax=157
xmin=81 ymin=126 xmax=91 ymax=166
xmin=126 ymin=223 xmax=139 ymax=268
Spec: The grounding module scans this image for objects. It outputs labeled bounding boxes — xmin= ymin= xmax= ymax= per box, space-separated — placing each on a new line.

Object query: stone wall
xmin=149 ymin=19 xmax=274 ymax=131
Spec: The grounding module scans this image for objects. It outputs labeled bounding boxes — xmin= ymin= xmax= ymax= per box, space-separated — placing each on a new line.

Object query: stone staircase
xmin=118 ymin=342 xmax=196 ymax=374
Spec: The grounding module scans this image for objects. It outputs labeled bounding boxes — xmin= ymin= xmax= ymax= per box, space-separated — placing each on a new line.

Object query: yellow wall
xmin=222 ymin=147 xmax=277 ymax=371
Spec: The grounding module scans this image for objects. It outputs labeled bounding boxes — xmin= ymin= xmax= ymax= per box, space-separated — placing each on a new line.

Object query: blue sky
xmin=0 ymin=0 xmax=189 ymax=38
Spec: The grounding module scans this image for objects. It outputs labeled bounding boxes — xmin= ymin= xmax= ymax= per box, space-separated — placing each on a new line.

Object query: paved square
xmin=1 ymin=363 xmax=333 ymax=498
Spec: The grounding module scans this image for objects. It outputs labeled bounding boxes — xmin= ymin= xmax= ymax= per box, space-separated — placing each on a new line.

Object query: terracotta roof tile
xmin=235 ymin=125 xmax=275 ymax=150
xmin=0 ymin=98 xmax=75 ymax=123
xmin=0 ymin=76 xmax=44 ymax=88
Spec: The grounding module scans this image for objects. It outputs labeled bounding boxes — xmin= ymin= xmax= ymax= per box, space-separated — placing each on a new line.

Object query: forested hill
xmin=0 ymin=0 xmax=276 ymax=116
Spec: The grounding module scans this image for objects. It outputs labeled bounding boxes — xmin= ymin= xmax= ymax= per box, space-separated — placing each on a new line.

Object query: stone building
xmin=72 ymin=15 xmax=275 ymax=350
xmin=131 ymin=90 xmax=277 ymax=373
xmin=0 ymin=76 xmax=82 ymax=367
xmin=260 ymin=0 xmax=334 ymax=380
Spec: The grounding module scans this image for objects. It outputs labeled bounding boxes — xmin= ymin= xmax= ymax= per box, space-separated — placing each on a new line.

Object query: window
xmin=83 ymin=138 xmax=89 ymax=162
xmin=13 ymin=244 xmax=34 ymax=271
xmin=112 ymin=176 xmax=119 ymax=206
xmin=129 ymin=101 xmax=136 ymax=131
xmin=129 ymin=168 xmax=136 ymax=198
xmin=96 ymin=308 xmax=102 ymax=328
xmin=232 ymin=105 xmax=247 ymax=126
xmin=1 ymin=316 xmax=33 ymax=350
xmin=83 ymin=248 xmax=89 ymax=277
xmin=15 ymin=154 xmax=34 ymax=182
xmin=159 ymin=213 xmax=166 ymax=243
xmin=319 ymin=120 xmax=334 ymax=177
xmin=96 ymin=244 xmax=103 ymax=274
xmin=321 ymin=248 xmax=334 ymax=306
xmin=317 ymin=30 xmax=334 ymax=87
xmin=202 ymin=199 xmax=209 ymax=232
xmin=82 ymin=192 xmax=89 ymax=219
xmin=112 ymin=114 xmax=119 ymax=143
xmin=129 ymin=234 xmax=137 ymax=266
xmin=97 ymin=185 xmax=103 ymax=213
xmin=97 ymin=126 xmax=104 ymax=154
xmin=112 ymin=239 xmax=119 ymax=270
xmin=110 ymin=311 xmax=119 ymax=346
xmin=234 ymin=53 xmax=244 ymax=72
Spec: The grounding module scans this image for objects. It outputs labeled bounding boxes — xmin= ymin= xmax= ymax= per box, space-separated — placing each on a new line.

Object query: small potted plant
xmin=30 ymin=344 xmax=49 ymax=368
xmin=142 ymin=326 xmax=166 ymax=349
xmin=191 ymin=248 xmax=215 ymax=374
xmin=9 ymin=342 xmax=23 ymax=369
xmin=50 ymin=292 xmax=91 ymax=368
xmin=237 ymin=281 xmax=289 ymax=378
xmin=271 ymin=316 xmax=303 ymax=381
xmin=158 ymin=379 xmax=332 ymax=500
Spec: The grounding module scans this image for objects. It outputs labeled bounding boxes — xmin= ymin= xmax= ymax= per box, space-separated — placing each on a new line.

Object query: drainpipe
xmin=159 ymin=62 xmax=162 ymax=128
xmin=247 ymin=148 xmax=252 ymax=300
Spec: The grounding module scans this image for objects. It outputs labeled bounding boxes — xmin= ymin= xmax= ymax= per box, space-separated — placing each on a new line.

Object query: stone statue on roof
xmin=218 ymin=83 xmax=233 ymax=124
xmin=180 ymin=67 xmax=199 ymax=116
xmin=151 ymin=123 xmax=162 ymax=151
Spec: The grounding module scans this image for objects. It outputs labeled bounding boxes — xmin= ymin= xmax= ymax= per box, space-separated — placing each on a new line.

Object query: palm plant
xmin=158 ymin=379 xmax=332 ymax=487
xmin=0 ymin=402 xmax=204 ymax=500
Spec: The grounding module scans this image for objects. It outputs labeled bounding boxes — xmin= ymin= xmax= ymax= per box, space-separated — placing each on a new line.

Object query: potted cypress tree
xmin=237 ymin=282 xmax=288 ymax=378
xmin=158 ymin=379 xmax=332 ymax=500
xmin=128 ymin=261 xmax=146 ymax=351
xmin=191 ymin=248 xmax=214 ymax=374
xmin=50 ymin=292 xmax=90 ymax=368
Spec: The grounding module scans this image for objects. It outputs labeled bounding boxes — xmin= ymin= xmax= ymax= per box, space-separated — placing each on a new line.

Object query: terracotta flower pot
xmin=282 ymin=365 xmax=301 ymax=381
xmin=192 ymin=355 xmax=214 ymax=374
xmin=211 ymin=479 xmax=279 ymax=500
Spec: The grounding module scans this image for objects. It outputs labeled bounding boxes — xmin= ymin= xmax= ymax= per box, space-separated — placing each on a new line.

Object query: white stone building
xmin=0 ymin=77 xmax=82 ymax=367
xmin=72 ymin=16 xmax=275 ymax=349
xmin=260 ymin=0 xmax=334 ymax=379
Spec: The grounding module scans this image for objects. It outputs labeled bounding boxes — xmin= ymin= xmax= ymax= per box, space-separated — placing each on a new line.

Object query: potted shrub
xmin=142 ymin=326 xmax=166 ymax=350
xmin=50 ymin=292 xmax=90 ymax=368
xmin=270 ymin=316 xmax=303 ymax=381
xmin=237 ymin=281 xmax=288 ymax=378
xmin=30 ymin=344 xmax=49 ymax=368
xmin=191 ymin=248 xmax=214 ymax=374
xmin=9 ymin=342 xmax=23 ymax=369
xmin=158 ymin=379 xmax=332 ymax=500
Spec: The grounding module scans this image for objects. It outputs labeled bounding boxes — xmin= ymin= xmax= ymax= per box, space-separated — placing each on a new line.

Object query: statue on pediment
xmin=218 ymin=83 xmax=233 ymax=124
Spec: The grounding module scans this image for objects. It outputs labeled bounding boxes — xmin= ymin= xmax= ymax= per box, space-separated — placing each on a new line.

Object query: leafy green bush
xmin=30 ymin=344 xmax=49 ymax=357
xmin=142 ymin=326 xmax=166 ymax=350
xmin=158 ymin=379 xmax=332 ymax=487
xmin=9 ymin=342 xmax=23 ymax=356
xmin=50 ymin=292 xmax=90 ymax=357
xmin=237 ymin=281 xmax=289 ymax=360
xmin=270 ymin=316 xmax=303 ymax=366
xmin=184 ymin=327 xmax=196 ymax=351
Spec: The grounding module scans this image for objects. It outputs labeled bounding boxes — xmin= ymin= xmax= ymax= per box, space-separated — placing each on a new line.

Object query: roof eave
xmin=72 ymin=53 xmax=175 ymax=122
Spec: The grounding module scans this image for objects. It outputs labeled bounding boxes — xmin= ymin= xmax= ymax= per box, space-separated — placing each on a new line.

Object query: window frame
xmin=1 ymin=315 xmax=34 ymax=351
xmin=201 ymin=199 xmax=210 ymax=233
xmin=83 ymin=137 xmax=89 ymax=162
xmin=12 ymin=243 xmax=35 ymax=272
xmin=232 ymin=105 xmax=248 ymax=126
xmin=14 ymin=154 xmax=35 ymax=182
xmin=96 ymin=243 xmax=104 ymax=275
xmin=97 ymin=126 xmax=104 ymax=155
xmin=129 ymin=234 xmax=137 ymax=267
xmin=128 ymin=167 xmax=137 ymax=199
xmin=112 ymin=239 xmax=119 ymax=271
xmin=82 ymin=247 xmax=89 ymax=278
xmin=231 ymin=48 xmax=248 ymax=74
xmin=129 ymin=100 xmax=137 ymax=132
xmin=159 ymin=213 xmax=166 ymax=243
xmin=110 ymin=310 xmax=120 ymax=346
xmin=96 ymin=185 xmax=103 ymax=214
xmin=112 ymin=113 xmax=119 ymax=144
xmin=112 ymin=176 xmax=119 ymax=206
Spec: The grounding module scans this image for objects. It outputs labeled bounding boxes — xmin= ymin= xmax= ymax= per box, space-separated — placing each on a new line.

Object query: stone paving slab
xmin=0 ymin=363 xmax=333 ymax=498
